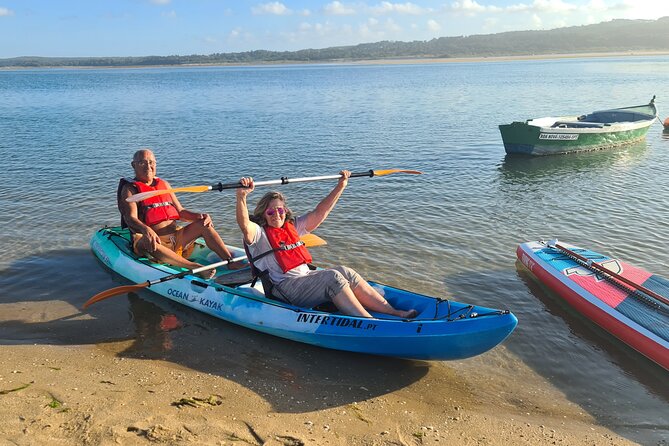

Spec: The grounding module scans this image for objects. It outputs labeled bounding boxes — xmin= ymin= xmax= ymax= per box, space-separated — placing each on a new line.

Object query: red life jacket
xmin=264 ymin=222 xmax=312 ymax=273
xmin=133 ymin=177 xmax=180 ymax=226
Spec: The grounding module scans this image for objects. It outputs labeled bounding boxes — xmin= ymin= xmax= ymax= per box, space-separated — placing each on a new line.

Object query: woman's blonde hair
xmin=250 ymin=191 xmax=294 ymax=225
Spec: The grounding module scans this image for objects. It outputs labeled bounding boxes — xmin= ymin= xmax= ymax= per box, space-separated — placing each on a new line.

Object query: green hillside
xmin=2 ymin=17 xmax=668 ymax=68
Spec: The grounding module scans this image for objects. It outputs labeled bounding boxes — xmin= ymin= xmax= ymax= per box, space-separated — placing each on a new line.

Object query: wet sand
xmin=0 ymin=295 xmax=644 ymax=446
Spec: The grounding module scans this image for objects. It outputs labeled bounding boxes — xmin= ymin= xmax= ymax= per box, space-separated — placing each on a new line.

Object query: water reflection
xmin=123 ymin=293 xmax=182 ymax=357
xmin=513 ymin=263 xmax=669 ymax=444
xmin=662 ymin=125 xmax=669 ymax=141
xmin=497 ymin=140 xmax=648 ymax=185
xmin=515 ymin=263 xmax=669 ymax=396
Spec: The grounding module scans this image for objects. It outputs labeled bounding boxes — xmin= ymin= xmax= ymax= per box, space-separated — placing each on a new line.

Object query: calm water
xmin=2 ymin=57 xmax=669 ymax=443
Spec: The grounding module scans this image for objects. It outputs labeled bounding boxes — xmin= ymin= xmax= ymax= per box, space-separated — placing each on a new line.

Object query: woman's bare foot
xmin=398 ymin=309 xmax=418 ymax=319
xmin=226 ymin=259 xmax=247 ymax=270
xmin=197 ymin=268 xmax=216 ymax=280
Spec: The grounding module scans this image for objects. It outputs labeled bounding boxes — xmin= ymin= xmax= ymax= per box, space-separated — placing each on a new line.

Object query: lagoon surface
xmin=1 ymin=56 xmax=668 ymax=443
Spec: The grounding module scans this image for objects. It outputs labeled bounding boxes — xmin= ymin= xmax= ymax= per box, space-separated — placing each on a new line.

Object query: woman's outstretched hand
xmin=338 ymin=170 xmax=350 ymax=188
xmin=237 ymin=177 xmax=255 ymax=198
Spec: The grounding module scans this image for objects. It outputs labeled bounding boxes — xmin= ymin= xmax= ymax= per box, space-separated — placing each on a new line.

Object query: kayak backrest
xmin=243 ymin=243 xmax=281 ymax=301
xmin=117 ymin=178 xmax=130 ymax=228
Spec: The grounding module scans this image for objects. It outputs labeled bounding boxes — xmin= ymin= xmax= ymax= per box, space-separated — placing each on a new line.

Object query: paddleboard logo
xmin=564 ymin=259 xmax=622 ymax=281
xmin=539 ymin=133 xmax=579 ymax=140
xmin=520 ymin=253 xmax=535 ymax=271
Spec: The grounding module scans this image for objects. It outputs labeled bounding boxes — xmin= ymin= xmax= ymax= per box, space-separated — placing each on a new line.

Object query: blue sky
xmin=1 ymin=1 xmax=667 ymax=58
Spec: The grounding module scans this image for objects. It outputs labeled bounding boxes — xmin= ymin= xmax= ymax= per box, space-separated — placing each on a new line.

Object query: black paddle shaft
xmin=210 ymin=170 xmax=375 ymax=192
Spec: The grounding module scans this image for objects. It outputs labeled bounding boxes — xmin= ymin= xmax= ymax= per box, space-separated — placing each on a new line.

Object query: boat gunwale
xmin=499 ymin=97 xmax=658 ymax=131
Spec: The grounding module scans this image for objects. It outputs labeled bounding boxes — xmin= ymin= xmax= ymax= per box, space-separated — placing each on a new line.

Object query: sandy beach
xmin=0 ymin=304 xmax=648 ymax=446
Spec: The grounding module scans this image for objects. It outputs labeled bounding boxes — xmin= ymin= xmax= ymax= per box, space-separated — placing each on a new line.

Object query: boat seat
xmin=580 ymin=111 xmax=652 ymax=123
xmin=237 ymin=282 xmax=267 ymax=298
xmin=235 ymin=282 xmax=339 ymax=313
xmin=214 ymin=268 xmax=254 ymax=286
xmin=551 ymin=121 xmax=604 ymax=128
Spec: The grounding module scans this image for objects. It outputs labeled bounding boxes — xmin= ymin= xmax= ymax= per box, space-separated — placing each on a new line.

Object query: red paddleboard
xmin=517 ymin=240 xmax=669 ymax=370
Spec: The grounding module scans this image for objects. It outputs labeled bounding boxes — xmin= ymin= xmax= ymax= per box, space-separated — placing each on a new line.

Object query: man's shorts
xmin=274 ymin=265 xmax=364 ymax=308
xmin=132 ymin=226 xmax=195 ymax=259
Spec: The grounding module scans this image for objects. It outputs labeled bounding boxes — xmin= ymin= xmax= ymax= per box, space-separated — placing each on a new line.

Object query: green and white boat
xmin=499 ymin=97 xmax=657 ymax=156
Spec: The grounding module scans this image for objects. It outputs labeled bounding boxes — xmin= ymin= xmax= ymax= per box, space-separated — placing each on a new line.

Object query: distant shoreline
xmin=2 ymin=51 xmax=669 ymax=70
xmin=350 ymin=50 xmax=669 ymax=65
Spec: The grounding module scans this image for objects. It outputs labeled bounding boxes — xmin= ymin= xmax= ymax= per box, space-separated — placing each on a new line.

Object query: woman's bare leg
xmin=351 ymin=281 xmax=417 ymax=318
xmin=331 ymin=286 xmax=373 ymax=317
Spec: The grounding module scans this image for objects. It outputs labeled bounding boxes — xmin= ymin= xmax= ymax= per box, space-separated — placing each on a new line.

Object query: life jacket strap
xmin=144 ymin=201 xmax=174 ymax=209
xmin=278 ymin=240 xmax=305 ymax=250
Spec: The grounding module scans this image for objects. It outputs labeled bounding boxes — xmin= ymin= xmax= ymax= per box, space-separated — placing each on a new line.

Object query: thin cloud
xmin=358 ymin=17 xmax=403 ymax=39
xmin=427 ymin=19 xmax=441 ymax=32
xmin=149 ymin=0 xmax=171 ymax=5
xmin=370 ymin=2 xmax=428 ymax=15
xmin=505 ymin=0 xmax=577 ymax=13
xmin=324 ymin=1 xmax=356 ymax=16
xmin=531 ymin=13 xmax=542 ymax=27
xmin=0 ymin=7 xmax=14 ymax=17
xmin=450 ymin=0 xmax=501 ymax=13
xmin=252 ymin=2 xmax=291 ymax=15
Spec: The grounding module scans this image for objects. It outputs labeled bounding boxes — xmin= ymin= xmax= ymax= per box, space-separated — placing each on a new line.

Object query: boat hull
xmin=500 ymin=119 xmax=653 ymax=155
xmin=517 ymin=241 xmax=669 ymax=370
xmin=90 ymin=227 xmax=517 ymax=360
xmin=500 ymin=97 xmax=658 ymax=155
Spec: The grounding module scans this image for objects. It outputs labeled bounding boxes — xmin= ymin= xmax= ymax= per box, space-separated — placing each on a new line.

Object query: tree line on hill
xmin=2 ymin=17 xmax=668 ymax=68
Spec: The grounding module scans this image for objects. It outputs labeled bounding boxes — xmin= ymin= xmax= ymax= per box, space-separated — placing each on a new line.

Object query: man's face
xmin=132 ymin=152 xmax=157 ymax=183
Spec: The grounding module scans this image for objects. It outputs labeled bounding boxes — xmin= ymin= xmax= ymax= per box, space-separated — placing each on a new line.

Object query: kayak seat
xmin=312 ymin=301 xmax=339 ymax=313
xmin=214 ymin=268 xmax=254 ymax=286
xmin=236 ymin=263 xmax=339 ymax=313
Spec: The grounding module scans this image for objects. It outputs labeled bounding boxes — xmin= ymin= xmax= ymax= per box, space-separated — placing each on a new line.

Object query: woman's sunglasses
xmin=265 ymin=207 xmax=286 ymax=216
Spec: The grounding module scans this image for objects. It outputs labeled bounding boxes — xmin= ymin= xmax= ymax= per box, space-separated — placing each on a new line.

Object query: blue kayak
xmin=90 ymin=227 xmax=517 ymax=360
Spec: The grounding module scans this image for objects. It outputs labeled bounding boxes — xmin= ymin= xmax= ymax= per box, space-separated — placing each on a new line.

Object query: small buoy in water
xmin=664 ymin=117 xmax=669 ymax=128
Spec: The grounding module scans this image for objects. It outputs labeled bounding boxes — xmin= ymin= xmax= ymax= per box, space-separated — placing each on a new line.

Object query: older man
xmin=118 ymin=148 xmax=239 ymax=276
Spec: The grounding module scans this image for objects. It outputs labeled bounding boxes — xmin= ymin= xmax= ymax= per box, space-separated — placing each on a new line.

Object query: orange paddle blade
xmin=373 ymin=169 xmax=423 ymax=176
xmin=126 ymin=185 xmax=211 ymax=203
xmin=300 ymin=233 xmax=327 ymax=247
xmin=82 ymin=283 xmax=149 ymax=309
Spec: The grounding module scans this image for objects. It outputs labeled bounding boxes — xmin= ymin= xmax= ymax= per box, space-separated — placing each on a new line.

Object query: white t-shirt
xmin=247 ymin=216 xmax=312 ymax=283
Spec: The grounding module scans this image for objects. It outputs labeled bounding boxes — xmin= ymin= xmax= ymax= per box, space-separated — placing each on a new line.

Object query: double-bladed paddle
xmin=83 ymin=233 xmax=327 ymax=309
xmin=126 ymin=169 xmax=422 ymax=203
xmin=547 ymin=240 xmax=669 ymax=308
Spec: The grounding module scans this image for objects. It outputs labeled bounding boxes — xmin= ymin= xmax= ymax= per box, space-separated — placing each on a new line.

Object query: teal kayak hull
xmin=90 ymin=227 xmax=517 ymax=360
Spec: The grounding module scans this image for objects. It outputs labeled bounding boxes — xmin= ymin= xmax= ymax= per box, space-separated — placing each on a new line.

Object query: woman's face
xmin=264 ymin=198 xmax=287 ymax=228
